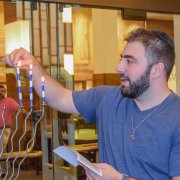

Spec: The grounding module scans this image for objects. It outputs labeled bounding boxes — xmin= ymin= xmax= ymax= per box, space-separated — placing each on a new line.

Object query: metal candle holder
xmin=0 ymin=65 xmax=46 ymax=179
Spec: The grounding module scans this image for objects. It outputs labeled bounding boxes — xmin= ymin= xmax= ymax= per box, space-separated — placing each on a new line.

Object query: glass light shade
xmin=5 ymin=20 xmax=30 ymax=53
xmin=64 ymin=54 xmax=74 ymax=75
xmin=62 ymin=7 xmax=72 ymax=23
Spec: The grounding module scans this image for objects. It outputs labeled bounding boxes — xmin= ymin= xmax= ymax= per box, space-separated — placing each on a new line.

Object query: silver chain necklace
xmin=130 ymin=105 xmax=160 ymax=140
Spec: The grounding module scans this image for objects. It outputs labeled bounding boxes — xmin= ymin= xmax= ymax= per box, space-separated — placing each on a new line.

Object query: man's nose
xmin=116 ymin=60 xmax=124 ymax=73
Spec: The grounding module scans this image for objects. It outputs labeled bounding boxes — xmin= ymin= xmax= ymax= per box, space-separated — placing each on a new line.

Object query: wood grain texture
xmin=23 ymin=0 xmax=180 ymax=14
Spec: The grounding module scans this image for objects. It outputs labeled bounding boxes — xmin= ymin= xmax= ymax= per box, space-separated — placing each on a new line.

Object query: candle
xmin=29 ymin=64 xmax=33 ymax=107
xmin=16 ymin=61 xmax=23 ymax=106
xmin=41 ymin=76 xmax=45 ymax=104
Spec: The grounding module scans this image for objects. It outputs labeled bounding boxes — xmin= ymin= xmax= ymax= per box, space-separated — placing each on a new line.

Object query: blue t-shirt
xmin=72 ymin=86 xmax=180 ymax=179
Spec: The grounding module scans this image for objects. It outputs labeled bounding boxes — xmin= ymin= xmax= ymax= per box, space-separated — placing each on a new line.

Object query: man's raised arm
xmin=3 ymin=48 xmax=79 ymax=115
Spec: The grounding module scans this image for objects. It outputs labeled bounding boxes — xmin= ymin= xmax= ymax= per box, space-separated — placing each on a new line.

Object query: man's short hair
xmin=125 ymin=28 xmax=175 ymax=80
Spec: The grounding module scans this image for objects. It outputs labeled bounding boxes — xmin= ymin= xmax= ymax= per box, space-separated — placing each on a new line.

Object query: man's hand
xmin=82 ymin=163 xmax=123 ymax=180
xmin=3 ymin=48 xmax=37 ymax=69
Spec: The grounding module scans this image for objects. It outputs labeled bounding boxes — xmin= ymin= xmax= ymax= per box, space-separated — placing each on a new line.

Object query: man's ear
xmin=150 ymin=63 xmax=165 ymax=79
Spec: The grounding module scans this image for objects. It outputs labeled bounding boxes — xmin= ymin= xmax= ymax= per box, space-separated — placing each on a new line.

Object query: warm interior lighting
xmin=5 ymin=20 xmax=30 ymax=53
xmin=62 ymin=7 xmax=72 ymax=23
xmin=41 ymin=76 xmax=44 ymax=83
xmin=17 ymin=61 xmax=21 ymax=67
xmin=64 ymin=54 xmax=74 ymax=75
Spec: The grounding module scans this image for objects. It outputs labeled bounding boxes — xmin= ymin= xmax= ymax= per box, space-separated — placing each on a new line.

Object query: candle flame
xmin=30 ymin=64 xmax=33 ymax=69
xmin=41 ymin=76 xmax=44 ymax=82
xmin=17 ymin=61 xmax=21 ymax=67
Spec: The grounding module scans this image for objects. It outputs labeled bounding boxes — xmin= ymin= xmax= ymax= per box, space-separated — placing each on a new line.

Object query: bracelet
xmin=122 ymin=175 xmax=129 ymax=180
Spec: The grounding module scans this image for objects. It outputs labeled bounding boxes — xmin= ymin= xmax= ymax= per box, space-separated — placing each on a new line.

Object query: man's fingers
xmin=18 ymin=58 xmax=34 ymax=68
xmin=2 ymin=54 xmax=15 ymax=67
xmin=3 ymin=48 xmax=35 ymax=69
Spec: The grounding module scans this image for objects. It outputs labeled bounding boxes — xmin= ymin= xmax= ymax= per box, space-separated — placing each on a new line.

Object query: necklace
xmin=130 ymin=104 xmax=160 ymax=140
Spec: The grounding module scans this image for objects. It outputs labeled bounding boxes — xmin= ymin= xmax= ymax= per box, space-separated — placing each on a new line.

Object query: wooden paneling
xmin=0 ymin=2 xmax=5 ymax=57
xmin=74 ymin=64 xmax=93 ymax=81
xmin=4 ymin=1 xmax=17 ymax=24
xmin=0 ymin=2 xmax=6 ymax=83
xmin=104 ymin=73 xmax=121 ymax=86
xmin=146 ymin=20 xmax=174 ymax=39
xmin=93 ymin=73 xmax=120 ymax=87
xmin=93 ymin=74 xmax=104 ymax=87
xmin=23 ymin=0 xmax=180 ymax=14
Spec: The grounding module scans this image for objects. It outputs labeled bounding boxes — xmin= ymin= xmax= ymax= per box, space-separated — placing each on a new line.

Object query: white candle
xmin=29 ymin=64 xmax=33 ymax=107
xmin=16 ymin=61 xmax=23 ymax=106
xmin=41 ymin=76 xmax=45 ymax=104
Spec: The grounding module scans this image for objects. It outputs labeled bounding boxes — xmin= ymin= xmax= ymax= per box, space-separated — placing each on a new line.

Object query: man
xmin=3 ymin=28 xmax=180 ymax=179
xmin=0 ymin=85 xmax=27 ymax=177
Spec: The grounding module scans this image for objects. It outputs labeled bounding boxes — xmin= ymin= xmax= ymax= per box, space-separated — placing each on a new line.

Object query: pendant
xmin=130 ymin=134 xmax=135 ymax=140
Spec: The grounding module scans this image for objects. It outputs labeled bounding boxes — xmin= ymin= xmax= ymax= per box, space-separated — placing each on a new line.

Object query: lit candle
xmin=29 ymin=64 xmax=33 ymax=107
xmin=16 ymin=61 xmax=23 ymax=106
xmin=41 ymin=76 xmax=45 ymax=104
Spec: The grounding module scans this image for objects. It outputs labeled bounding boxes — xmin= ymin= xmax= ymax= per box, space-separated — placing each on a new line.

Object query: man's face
xmin=0 ymin=88 xmax=6 ymax=99
xmin=116 ymin=42 xmax=152 ymax=98
xmin=120 ymin=65 xmax=152 ymax=98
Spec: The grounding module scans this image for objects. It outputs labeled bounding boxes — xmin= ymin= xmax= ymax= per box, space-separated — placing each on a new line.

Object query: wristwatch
xmin=122 ymin=175 xmax=129 ymax=180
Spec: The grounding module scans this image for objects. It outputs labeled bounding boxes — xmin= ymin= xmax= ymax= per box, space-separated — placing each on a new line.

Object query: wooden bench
xmin=68 ymin=143 xmax=98 ymax=152
xmin=0 ymin=150 xmax=42 ymax=175
xmin=0 ymin=150 xmax=42 ymax=161
xmin=68 ymin=143 xmax=98 ymax=163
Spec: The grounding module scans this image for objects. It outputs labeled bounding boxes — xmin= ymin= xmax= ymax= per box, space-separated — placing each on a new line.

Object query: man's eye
xmin=127 ymin=59 xmax=133 ymax=64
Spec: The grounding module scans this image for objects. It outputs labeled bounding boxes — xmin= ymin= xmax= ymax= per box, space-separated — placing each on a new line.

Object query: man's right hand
xmin=3 ymin=48 xmax=37 ymax=69
xmin=82 ymin=163 xmax=123 ymax=180
xmin=2 ymin=47 xmax=79 ymax=115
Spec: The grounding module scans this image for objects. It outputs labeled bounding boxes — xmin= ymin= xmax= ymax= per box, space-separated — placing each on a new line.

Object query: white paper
xmin=77 ymin=152 xmax=102 ymax=176
xmin=53 ymin=146 xmax=102 ymax=176
xmin=53 ymin=146 xmax=78 ymax=166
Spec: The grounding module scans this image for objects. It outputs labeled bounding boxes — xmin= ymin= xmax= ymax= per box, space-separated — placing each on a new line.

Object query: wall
xmin=4 ymin=1 xmax=16 ymax=24
xmin=92 ymin=9 xmax=118 ymax=74
xmin=0 ymin=2 xmax=6 ymax=83
xmin=146 ymin=20 xmax=173 ymax=38
xmin=174 ymin=15 xmax=180 ymax=95
xmin=0 ymin=2 xmax=5 ymax=57
xmin=92 ymin=9 xmax=120 ymax=86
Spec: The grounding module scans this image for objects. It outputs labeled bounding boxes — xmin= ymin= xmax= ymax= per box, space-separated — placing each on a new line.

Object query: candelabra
xmin=0 ymin=63 xmax=46 ymax=179
xmin=0 ymin=105 xmax=7 ymax=158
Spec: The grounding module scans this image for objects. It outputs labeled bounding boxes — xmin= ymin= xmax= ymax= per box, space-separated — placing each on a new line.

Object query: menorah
xmin=0 ymin=62 xmax=46 ymax=179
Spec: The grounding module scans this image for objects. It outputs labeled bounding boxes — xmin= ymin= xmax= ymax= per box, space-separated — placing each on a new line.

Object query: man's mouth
xmin=121 ymin=78 xmax=130 ymax=86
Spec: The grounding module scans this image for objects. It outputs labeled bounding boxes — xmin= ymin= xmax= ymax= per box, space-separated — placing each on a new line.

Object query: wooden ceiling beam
xmin=21 ymin=0 xmax=180 ymax=14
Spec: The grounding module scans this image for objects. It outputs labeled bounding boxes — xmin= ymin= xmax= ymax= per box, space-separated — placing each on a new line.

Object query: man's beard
xmin=121 ymin=65 xmax=152 ymax=98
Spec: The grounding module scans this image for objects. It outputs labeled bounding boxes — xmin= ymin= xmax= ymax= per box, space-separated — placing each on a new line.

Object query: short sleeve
xmin=72 ymin=86 xmax=111 ymax=123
